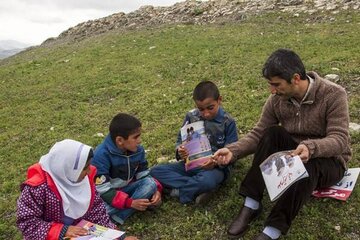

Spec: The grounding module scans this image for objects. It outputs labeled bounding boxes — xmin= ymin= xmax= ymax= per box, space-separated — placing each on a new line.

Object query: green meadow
xmin=0 ymin=10 xmax=359 ymax=239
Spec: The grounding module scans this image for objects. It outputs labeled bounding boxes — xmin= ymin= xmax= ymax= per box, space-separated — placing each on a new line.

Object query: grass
xmin=0 ymin=10 xmax=359 ymax=240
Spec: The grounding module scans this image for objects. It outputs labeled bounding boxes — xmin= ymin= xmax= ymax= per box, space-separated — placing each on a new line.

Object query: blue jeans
xmin=105 ymin=176 xmax=157 ymax=224
xmin=150 ymin=161 xmax=224 ymax=203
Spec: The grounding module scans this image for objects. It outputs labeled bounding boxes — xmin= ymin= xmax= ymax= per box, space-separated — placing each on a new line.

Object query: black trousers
xmin=239 ymin=126 xmax=345 ymax=234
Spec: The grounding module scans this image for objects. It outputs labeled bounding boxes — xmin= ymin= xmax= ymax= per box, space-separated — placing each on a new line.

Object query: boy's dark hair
xmin=109 ymin=113 xmax=141 ymax=143
xmin=192 ymin=81 xmax=220 ymax=101
xmin=262 ymin=49 xmax=307 ymax=83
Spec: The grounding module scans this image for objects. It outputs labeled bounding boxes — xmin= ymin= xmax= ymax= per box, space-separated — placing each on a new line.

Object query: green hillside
xmin=1 ymin=11 xmax=359 ymax=239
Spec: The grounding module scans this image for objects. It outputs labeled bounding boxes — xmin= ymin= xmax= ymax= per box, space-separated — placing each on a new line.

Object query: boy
xmin=92 ymin=113 xmax=162 ymax=224
xmin=150 ymin=81 xmax=238 ymax=205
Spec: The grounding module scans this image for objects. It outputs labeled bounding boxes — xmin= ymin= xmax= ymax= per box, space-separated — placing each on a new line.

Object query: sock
xmin=244 ymin=196 xmax=260 ymax=210
xmin=170 ymin=188 xmax=179 ymax=197
xmin=263 ymin=226 xmax=281 ymax=239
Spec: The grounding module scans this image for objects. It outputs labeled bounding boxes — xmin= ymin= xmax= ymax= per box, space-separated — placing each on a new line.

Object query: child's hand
xmin=131 ymin=199 xmax=151 ymax=211
xmin=65 ymin=226 xmax=89 ymax=238
xmin=178 ymin=145 xmax=189 ymax=160
xmin=200 ymin=158 xmax=217 ymax=170
xmin=150 ymin=190 xmax=162 ymax=206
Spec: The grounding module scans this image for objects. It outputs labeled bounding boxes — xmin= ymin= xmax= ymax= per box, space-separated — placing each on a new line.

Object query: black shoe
xmin=253 ymin=233 xmax=273 ymax=240
xmin=227 ymin=205 xmax=262 ymax=238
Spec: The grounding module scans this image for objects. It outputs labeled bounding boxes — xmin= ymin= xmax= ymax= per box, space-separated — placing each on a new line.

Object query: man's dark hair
xmin=192 ymin=81 xmax=220 ymax=101
xmin=109 ymin=113 xmax=141 ymax=143
xmin=262 ymin=49 xmax=307 ymax=83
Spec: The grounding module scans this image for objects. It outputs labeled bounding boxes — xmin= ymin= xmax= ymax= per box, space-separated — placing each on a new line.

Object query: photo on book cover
xmin=312 ymin=168 xmax=360 ymax=201
xmin=260 ymin=151 xmax=309 ymax=201
xmin=180 ymin=121 xmax=212 ymax=171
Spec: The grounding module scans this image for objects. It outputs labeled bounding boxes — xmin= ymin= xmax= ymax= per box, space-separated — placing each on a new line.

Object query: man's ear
xmin=218 ymin=95 xmax=223 ymax=103
xmin=292 ymin=73 xmax=301 ymax=85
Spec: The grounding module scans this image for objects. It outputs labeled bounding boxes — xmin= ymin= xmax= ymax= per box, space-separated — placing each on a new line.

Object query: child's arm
xmin=95 ymin=178 xmax=133 ymax=210
xmin=224 ymin=118 xmax=239 ymax=145
xmin=17 ymin=185 xmax=64 ymax=240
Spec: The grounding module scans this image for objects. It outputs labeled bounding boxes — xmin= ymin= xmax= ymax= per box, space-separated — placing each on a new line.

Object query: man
xmin=214 ymin=49 xmax=351 ymax=240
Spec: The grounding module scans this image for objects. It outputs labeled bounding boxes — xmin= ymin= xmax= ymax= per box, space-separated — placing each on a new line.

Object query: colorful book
xmin=180 ymin=121 xmax=212 ymax=171
xmin=70 ymin=220 xmax=125 ymax=240
xmin=312 ymin=168 xmax=360 ymax=201
xmin=260 ymin=151 xmax=309 ymax=201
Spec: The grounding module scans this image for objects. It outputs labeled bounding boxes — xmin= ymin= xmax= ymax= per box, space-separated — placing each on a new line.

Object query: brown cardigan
xmin=227 ymin=71 xmax=351 ymax=168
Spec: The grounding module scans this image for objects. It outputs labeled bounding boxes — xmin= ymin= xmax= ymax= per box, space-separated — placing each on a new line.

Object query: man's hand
xmin=131 ymin=199 xmax=151 ymax=211
xmin=213 ymin=148 xmax=233 ymax=165
xmin=177 ymin=145 xmax=189 ymax=160
xmin=150 ymin=190 xmax=162 ymax=206
xmin=65 ymin=226 xmax=89 ymax=238
xmin=200 ymin=158 xmax=217 ymax=170
xmin=291 ymin=144 xmax=310 ymax=163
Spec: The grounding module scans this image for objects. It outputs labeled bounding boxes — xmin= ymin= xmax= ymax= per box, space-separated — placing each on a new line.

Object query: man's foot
xmin=253 ymin=232 xmax=273 ymax=240
xmin=227 ymin=205 xmax=262 ymax=238
xmin=195 ymin=191 xmax=215 ymax=206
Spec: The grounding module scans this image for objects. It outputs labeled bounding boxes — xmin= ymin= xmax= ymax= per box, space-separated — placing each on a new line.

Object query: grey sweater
xmin=227 ymin=71 xmax=351 ymax=168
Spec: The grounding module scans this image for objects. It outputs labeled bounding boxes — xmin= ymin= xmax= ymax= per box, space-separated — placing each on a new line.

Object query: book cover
xmin=180 ymin=121 xmax=212 ymax=171
xmin=260 ymin=151 xmax=309 ymax=202
xmin=312 ymin=168 xmax=360 ymax=201
xmin=70 ymin=220 xmax=125 ymax=240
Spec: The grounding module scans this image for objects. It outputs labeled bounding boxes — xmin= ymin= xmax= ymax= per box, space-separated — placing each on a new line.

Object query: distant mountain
xmin=0 ymin=40 xmax=31 ymax=59
xmin=0 ymin=40 xmax=30 ymax=50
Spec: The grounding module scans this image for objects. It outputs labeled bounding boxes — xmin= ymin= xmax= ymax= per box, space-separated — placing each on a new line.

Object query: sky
xmin=0 ymin=0 xmax=183 ymax=47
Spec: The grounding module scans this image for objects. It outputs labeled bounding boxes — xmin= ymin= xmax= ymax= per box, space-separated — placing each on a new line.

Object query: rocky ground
xmin=43 ymin=0 xmax=359 ymax=45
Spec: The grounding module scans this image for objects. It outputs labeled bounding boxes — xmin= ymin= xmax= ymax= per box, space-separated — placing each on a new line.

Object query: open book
xmin=70 ymin=220 xmax=125 ymax=240
xmin=180 ymin=121 xmax=212 ymax=171
xmin=260 ymin=151 xmax=309 ymax=201
xmin=312 ymin=168 xmax=360 ymax=201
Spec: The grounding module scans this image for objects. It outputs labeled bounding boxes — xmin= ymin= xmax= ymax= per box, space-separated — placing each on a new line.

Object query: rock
xmin=324 ymin=74 xmax=340 ymax=82
xmin=349 ymin=122 xmax=360 ymax=132
xmin=94 ymin=133 xmax=105 ymax=137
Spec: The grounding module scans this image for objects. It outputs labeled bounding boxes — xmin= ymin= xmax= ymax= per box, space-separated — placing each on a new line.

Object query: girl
xmin=17 ymin=139 xmax=137 ymax=240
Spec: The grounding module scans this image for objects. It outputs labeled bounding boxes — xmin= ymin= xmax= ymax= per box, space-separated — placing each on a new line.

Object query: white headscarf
xmin=39 ymin=139 xmax=92 ymax=219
